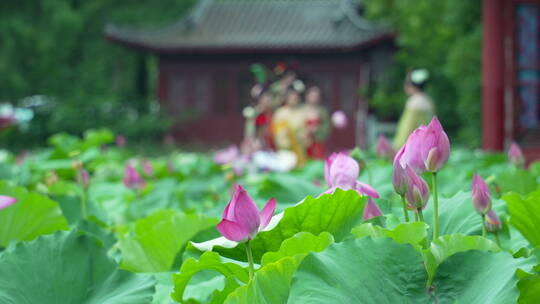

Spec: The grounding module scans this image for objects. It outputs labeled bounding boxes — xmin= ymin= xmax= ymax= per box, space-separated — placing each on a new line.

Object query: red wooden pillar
xmin=482 ymin=0 xmax=505 ymax=151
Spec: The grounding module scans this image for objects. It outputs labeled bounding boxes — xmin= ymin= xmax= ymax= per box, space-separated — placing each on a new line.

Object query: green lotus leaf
xmin=171 ymin=251 xmax=248 ymax=303
xmin=0 ymin=230 xmax=156 ymax=303
xmin=0 ymin=181 xmax=69 ymax=248
xmin=118 ymin=209 xmax=218 ymax=272
xmin=191 ymin=189 xmax=366 ymax=262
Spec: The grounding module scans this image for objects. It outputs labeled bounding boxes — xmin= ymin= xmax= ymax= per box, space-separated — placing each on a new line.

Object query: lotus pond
xmin=0 ymin=129 xmax=539 ymax=303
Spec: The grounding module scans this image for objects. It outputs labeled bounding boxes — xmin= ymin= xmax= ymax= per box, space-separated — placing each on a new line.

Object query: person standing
xmin=304 ymin=86 xmax=330 ymax=159
xmin=272 ymin=88 xmax=307 ymax=166
xmin=393 ymin=69 xmax=435 ymax=148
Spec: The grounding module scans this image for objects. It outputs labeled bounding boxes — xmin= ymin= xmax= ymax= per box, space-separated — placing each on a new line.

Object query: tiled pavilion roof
xmin=105 ymin=0 xmax=392 ymax=54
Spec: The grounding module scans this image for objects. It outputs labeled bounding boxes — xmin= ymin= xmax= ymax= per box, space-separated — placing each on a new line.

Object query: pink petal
xmin=259 ymin=198 xmax=276 ymax=229
xmin=324 ymin=153 xmax=338 ymax=186
xmin=328 ymin=153 xmax=359 ymax=189
xmin=355 ymin=181 xmax=380 ymax=198
xmin=0 ymin=195 xmax=17 ymax=209
xmin=362 ymin=198 xmax=383 ymax=220
xmin=230 ymin=185 xmax=261 ymax=237
xmin=217 ymin=219 xmax=250 ymax=242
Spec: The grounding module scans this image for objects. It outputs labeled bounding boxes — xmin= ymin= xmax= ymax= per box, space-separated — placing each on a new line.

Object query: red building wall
xmin=157 ymin=52 xmax=378 ymax=151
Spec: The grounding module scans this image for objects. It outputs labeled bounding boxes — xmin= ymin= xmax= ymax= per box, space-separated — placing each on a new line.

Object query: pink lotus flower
xmin=404 ymin=166 xmax=430 ymax=210
xmin=116 ymin=135 xmax=126 ymax=147
xmin=0 ymin=195 xmax=17 ymax=209
xmin=376 ymin=135 xmax=394 ymax=160
xmin=399 ymin=117 xmax=450 ymax=173
xmin=123 ymin=164 xmax=145 ymax=189
xmin=485 ymin=209 xmax=501 ymax=233
xmin=362 ymin=198 xmax=383 ymax=220
xmin=214 ymin=145 xmax=240 ymax=165
xmin=471 ymin=174 xmax=491 ymax=215
xmin=508 ymin=142 xmax=525 ymax=166
xmin=324 ymin=152 xmax=379 ymax=198
xmin=217 ymin=185 xmax=276 ymax=242
xmin=77 ymin=168 xmax=90 ymax=188
xmin=331 ymin=111 xmax=348 ymax=129
xmin=392 ymin=148 xmax=408 ymax=196
xmin=143 ymin=160 xmax=154 ymax=176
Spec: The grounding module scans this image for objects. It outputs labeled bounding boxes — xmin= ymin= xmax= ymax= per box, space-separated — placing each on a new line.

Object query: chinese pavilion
xmin=105 ymin=0 xmax=394 ymax=149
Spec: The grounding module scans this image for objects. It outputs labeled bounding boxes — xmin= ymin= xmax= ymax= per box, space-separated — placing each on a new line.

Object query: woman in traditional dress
xmin=272 ymin=88 xmax=307 ymax=166
xmin=254 ymin=91 xmax=276 ymax=150
xmin=304 ymin=86 xmax=330 ymax=159
xmin=393 ymin=69 xmax=435 ymax=148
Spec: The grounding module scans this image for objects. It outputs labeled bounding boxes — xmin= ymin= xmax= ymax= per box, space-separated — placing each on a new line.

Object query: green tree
xmin=364 ymin=0 xmax=481 ymax=146
xmin=0 ymin=0 xmax=196 ymax=148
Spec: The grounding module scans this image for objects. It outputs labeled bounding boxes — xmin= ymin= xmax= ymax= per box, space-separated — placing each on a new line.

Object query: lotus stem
xmin=431 ymin=172 xmax=439 ymax=239
xmin=495 ymin=233 xmax=501 ymax=247
xmin=481 ymin=214 xmax=486 ymax=237
xmin=414 ymin=211 xmax=419 ymax=222
xmin=401 ymin=195 xmax=409 ymax=222
xmin=245 ymin=240 xmax=255 ymax=280
xmin=417 ymin=208 xmax=425 ymax=222
xmin=81 ymin=188 xmax=88 ymax=219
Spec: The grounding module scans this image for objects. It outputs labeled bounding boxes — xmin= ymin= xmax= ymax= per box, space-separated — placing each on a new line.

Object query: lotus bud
xmin=77 ymin=168 xmax=90 ymax=188
xmin=217 ymin=184 xmax=276 ymax=242
xmin=485 ymin=209 xmax=501 ymax=233
xmin=0 ymin=195 xmax=17 ymax=209
xmin=508 ymin=142 xmax=525 ymax=166
xmin=324 ymin=152 xmax=379 ymax=198
xmin=362 ymin=198 xmax=383 ymax=220
xmin=331 ymin=111 xmax=348 ymax=129
xmin=471 ymin=174 xmax=491 ymax=215
xmin=376 ymin=135 xmax=394 ymax=160
xmin=123 ymin=163 xmax=145 ymax=189
xmin=404 ymin=166 xmax=430 ymax=210
xmin=392 ymin=146 xmax=408 ymax=196
xmin=399 ymin=116 xmax=450 ymax=173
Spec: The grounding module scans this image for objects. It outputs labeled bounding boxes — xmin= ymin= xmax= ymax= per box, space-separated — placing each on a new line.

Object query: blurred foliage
xmin=0 ymin=0 xmax=197 ymax=148
xmin=364 ymin=0 xmax=481 ymax=146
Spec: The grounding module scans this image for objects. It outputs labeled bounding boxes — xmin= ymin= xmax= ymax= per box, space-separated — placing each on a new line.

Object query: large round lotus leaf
xmin=0 ymin=181 xmax=68 ymax=247
xmin=432 ymin=250 xmax=534 ymax=303
xmin=287 ymin=238 xmax=429 ymax=303
xmin=192 ymin=189 xmax=366 ymax=263
xmin=0 ymin=230 xmax=156 ymax=304
xmin=287 ymin=236 xmax=533 ymax=303
xmin=118 ymin=209 xmax=218 ymax=272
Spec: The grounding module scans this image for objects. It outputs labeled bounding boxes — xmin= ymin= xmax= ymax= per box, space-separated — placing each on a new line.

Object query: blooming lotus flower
xmin=392 ymin=148 xmax=408 ymax=196
xmin=0 ymin=195 xmax=17 ymax=209
xmin=123 ymin=164 xmax=145 ymax=189
xmin=324 ymin=152 xmax=379 ymax=198
xmin=399 ymin=117 xmax=450 ymax=173
xmin=508 ymin=142 xmax=525 ymax=166
xmin=77 ymin=168 xmax=90 ymax=188
xmin=217 ymin=185 xmax=276 ymax=242
xmin=404 ymin=166 xmax=430 ymax=210
xmin=331 ymin=111 xmax=348 ymax=129
xmin=376 ymin=135 xmax=394 ymax=160
xmin=116 ymin=135 xmax=126 ymax=147
xmin=471 ymin=174 xmax=491 ymax=215
xmin=485 ymin=209 xmax=501 ymax=233
xmin=214 ymin=145 xmax=240 ymax=165
xmin=362 ymin=198 xmax=383 ymax=220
